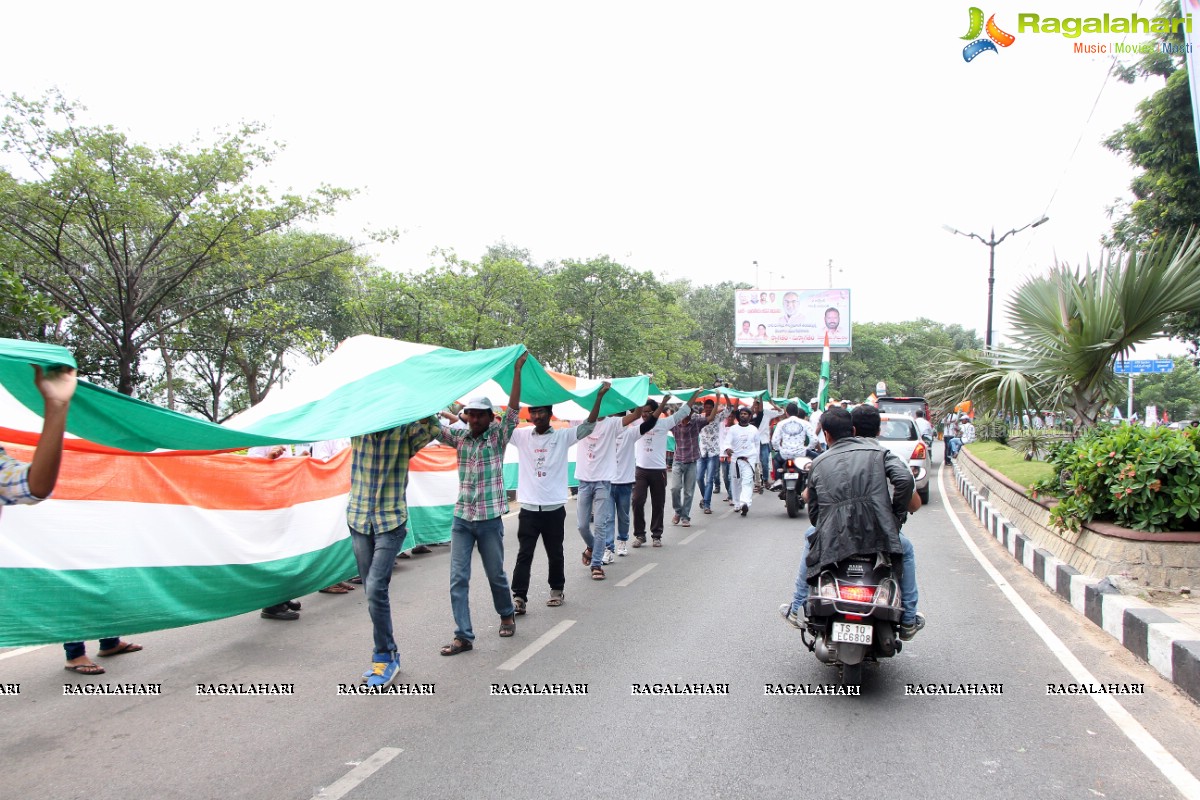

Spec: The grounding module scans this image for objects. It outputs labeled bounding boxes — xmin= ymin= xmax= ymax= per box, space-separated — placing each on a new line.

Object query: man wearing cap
xmin=347 ymin=402 xmax=442 ymax=686
xmin=436 ymin=353 xmax=527 ymax=655
xmin=509 ymin=383 xmax=609 ymax=613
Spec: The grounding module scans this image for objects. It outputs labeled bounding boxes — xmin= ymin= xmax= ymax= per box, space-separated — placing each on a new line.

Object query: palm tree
xmin=927 ymin=231 xmax=1200 ymax=428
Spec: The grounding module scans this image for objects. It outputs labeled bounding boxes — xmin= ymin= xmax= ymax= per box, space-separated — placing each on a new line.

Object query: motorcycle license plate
xmin=831 ymin=622 xmax=873 ymax=645
xmin=784 ymin=473 xmax=799 ymax=479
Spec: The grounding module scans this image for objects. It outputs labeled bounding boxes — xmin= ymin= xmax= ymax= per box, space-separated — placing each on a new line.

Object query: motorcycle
xmin=776 ymin=455 xmax=813 ymax=518
xmin=802 ymin=552 xmax=904 ymax=686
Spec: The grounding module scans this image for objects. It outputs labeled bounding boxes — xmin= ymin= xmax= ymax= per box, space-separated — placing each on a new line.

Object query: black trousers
xmin=510 ymin=507 xmax=567 ymax=599
xmin=632 ymin=466 xmax=667 ymax=538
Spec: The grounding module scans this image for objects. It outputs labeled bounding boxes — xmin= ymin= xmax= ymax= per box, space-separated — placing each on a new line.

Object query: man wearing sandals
xmin=509 ymin=383 xmax=610 ymax=615
xmin=436 ymin=353 xmax=527 ymax=656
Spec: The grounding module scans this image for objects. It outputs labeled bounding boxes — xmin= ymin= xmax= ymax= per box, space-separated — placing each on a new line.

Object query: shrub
xmin=1009 ymin=427 xmax=1058 ymax=461
xmin=1029 ymin=424 xmax=1200 ymax=533
xmin=975 ymin=412 xmax=1009 ymax=445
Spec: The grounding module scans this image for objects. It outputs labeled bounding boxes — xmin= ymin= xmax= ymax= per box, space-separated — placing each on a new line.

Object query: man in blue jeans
xmin=436 ymin=353 xmax=528 ymax=655
xmin=780 ymin=404 xmax=925 ymax=640
xmin=348 ymin=413 xmax=441 ymax=686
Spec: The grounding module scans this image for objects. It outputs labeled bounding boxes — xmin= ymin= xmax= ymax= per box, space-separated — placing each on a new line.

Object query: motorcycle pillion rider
xmin=768 ymin=402 xmax=812 ymax=491
xmin=779 ymin=405 xmax=926 ymax=641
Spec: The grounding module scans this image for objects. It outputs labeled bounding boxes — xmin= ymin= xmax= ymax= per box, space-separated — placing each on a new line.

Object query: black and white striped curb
xmin=952 ymin=466 xmax=1200 ymax=706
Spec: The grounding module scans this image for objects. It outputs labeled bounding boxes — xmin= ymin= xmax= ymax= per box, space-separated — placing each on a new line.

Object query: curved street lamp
xmin=942 ymin=215 xmax=1049 ymax=348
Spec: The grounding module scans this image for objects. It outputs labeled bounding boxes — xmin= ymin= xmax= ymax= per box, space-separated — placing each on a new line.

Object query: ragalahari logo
xmin=961 ymin=7 xmax=1016 ymax=61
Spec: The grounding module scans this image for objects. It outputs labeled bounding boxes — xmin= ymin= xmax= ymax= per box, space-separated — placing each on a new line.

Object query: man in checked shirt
xmin=349 ymin=400 xmax=442 ymax=688
xmin=436 ymin=352 xmax=527 ymax=656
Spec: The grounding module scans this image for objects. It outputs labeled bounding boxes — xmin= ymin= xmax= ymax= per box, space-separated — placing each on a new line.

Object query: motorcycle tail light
xmin=912 ymin=442 xmax=927 ymax=460
xmin=873 ymin=581 xmax=891 ymax=604
xmin=838 ymin=585 xmax=876 ymax=603
xmin=786 ymin=458 xmax=795 ymax=469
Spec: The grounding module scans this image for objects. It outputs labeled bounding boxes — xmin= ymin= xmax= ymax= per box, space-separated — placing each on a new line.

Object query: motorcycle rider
xmin=769 ymin=402 xmax=812 ymax=491
xmin=779 ymin=405 xmax=926 ymax=640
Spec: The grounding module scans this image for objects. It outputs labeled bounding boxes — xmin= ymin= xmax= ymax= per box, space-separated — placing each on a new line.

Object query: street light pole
xmin=943 ymin=215 xmax=1049 ymax=348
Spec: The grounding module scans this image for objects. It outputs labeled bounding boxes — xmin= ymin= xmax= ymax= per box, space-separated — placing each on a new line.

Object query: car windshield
xmin=878 ymin=400 xmax=924 ymax=416
xmin=879 ymin=419 xmax=917 ymax=441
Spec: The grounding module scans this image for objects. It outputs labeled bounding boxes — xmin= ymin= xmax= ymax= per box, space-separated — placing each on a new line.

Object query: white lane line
xmin=496 ymin=620 xmax=576 ymax=672
xmin=314 ymin=747 xmax=403 ymax=800
xmin=937 ymin=466 xmax=1200 ymax=800
xmin=678 ymin=527 xmax=705 ymax=545
xmin=0 ymin=645 xmax=47 ymax=662
xmin=616 ymin=563 xmax=657 ymax=587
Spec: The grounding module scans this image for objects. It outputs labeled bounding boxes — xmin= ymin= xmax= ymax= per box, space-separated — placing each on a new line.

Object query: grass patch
xmin=964 ymin=441 xmax=1054 ymax=488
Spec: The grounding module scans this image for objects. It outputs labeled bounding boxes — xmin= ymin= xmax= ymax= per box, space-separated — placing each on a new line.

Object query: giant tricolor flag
xmin=0 ymin=336 xmax=652 ymax=646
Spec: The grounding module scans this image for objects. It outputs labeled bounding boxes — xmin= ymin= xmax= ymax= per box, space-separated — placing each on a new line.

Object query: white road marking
xmin=496 ymin=620 xmax=576 ymax=672
xmin=313 ymin=747 xmax=403 ymax=799
xmin=937 ymin=465 xmax=1200 ymax=800
xmin=0 ymin=645 xmax=47 ymax=662
xmin=616 ymin=563 xmax=657 ymax=587
xmin=678 ymin=527 xmax=704 ymax=545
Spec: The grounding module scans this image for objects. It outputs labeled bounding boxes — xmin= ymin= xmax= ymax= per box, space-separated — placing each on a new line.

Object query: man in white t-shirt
xmin=574 ymin=400 xmax=644 ymax=580
xmin=632 ymin=395 xmax=691 ymax=547
xmin=726 ymin=405 xmax=762 ymax=516
xmin=912 ymin=411 xmax=933 ymax=448
xmin=607 ymin=410 xmax=653 ymax=558
xmin=509 ymin=385 xmax=608 ymax=612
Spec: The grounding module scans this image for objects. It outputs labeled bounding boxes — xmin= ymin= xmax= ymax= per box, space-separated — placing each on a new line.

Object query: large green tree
xmin=1132 ymin=356 xmax=1200 ymax=421
xmin=149 ymin=231 xmax=362 ymax=421
xmin=1105 ymin=3 xmax=1200 ymax=353
xmin=0 ymin=91 xmax=352 ymax=395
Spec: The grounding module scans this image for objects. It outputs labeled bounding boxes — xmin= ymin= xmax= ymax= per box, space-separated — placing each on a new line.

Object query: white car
xmin=878 ymin=413 xmax=932 ymax=505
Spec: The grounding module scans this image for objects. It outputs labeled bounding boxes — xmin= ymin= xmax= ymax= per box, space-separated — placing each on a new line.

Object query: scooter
xmin=802 ymin=552 xmax=904 ymax=686
xmin=776 ymin=455 xmax=813 ymax=518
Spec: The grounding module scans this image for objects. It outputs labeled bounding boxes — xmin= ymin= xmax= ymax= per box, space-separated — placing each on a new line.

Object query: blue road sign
xmin=1113 ymin=359 xmax=1175 ymax=374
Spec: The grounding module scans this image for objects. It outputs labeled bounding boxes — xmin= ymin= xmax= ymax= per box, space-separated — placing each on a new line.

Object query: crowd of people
xmin=2 ymin=358 xmax=932 ymax=688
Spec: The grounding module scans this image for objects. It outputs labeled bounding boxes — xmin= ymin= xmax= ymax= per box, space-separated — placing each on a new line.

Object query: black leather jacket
xmin=804 ymin=437 xmax=914 ymax=580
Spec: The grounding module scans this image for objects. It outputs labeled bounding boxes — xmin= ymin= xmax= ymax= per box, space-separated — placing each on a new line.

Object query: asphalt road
xmin=3 ymin=445 xmax=1199 ymax=800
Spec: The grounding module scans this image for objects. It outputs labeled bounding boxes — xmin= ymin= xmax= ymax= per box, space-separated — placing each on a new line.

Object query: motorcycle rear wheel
xmin=840 ymin=662 xmax=863 ymax=687
xmin=785 ymin=488 xmax=799 ymax=518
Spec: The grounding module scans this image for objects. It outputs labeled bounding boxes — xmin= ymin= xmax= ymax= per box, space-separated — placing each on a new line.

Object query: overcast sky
xmin=1 ymin=0 xmax=1192 ymax=356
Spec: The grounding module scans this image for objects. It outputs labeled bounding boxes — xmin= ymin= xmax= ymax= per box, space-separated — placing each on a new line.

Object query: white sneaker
xmin=616 ymin=541 xmax=628 ymax=556
xmin=602 ymin=549 xmax=615 ymax=564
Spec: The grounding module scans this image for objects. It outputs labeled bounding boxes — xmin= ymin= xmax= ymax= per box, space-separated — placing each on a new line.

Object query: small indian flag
xmin=817 ymin=331 xmax=831 ymax=409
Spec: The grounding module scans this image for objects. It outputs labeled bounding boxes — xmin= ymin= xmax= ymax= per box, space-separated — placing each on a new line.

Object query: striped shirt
xmin=437 ymin=407 xmax=520 ymax=521
xmin=347 ymin=417 xmax=440 ymax=534
xmin=0 ymin=446 xmax=40 ymax=508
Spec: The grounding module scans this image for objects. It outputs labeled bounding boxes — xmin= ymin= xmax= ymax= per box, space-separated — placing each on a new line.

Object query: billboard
xmin=734 ymin=288 xmax=852 ymax=353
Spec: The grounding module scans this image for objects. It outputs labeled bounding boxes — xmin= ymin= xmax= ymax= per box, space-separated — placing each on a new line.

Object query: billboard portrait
xmin=733 ymin=288 xmax=852 ymax=353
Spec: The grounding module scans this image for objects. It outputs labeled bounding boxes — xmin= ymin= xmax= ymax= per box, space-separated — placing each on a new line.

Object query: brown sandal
xmin=64 ymin=663 xmax=105 ymax=675
xmin=499 ymin=617 xmax=516 ymax=637
xmin=591 ymin=567 xmax=605 ymax=580
xmin=439 ymin=638 xmax=473 ymax=656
